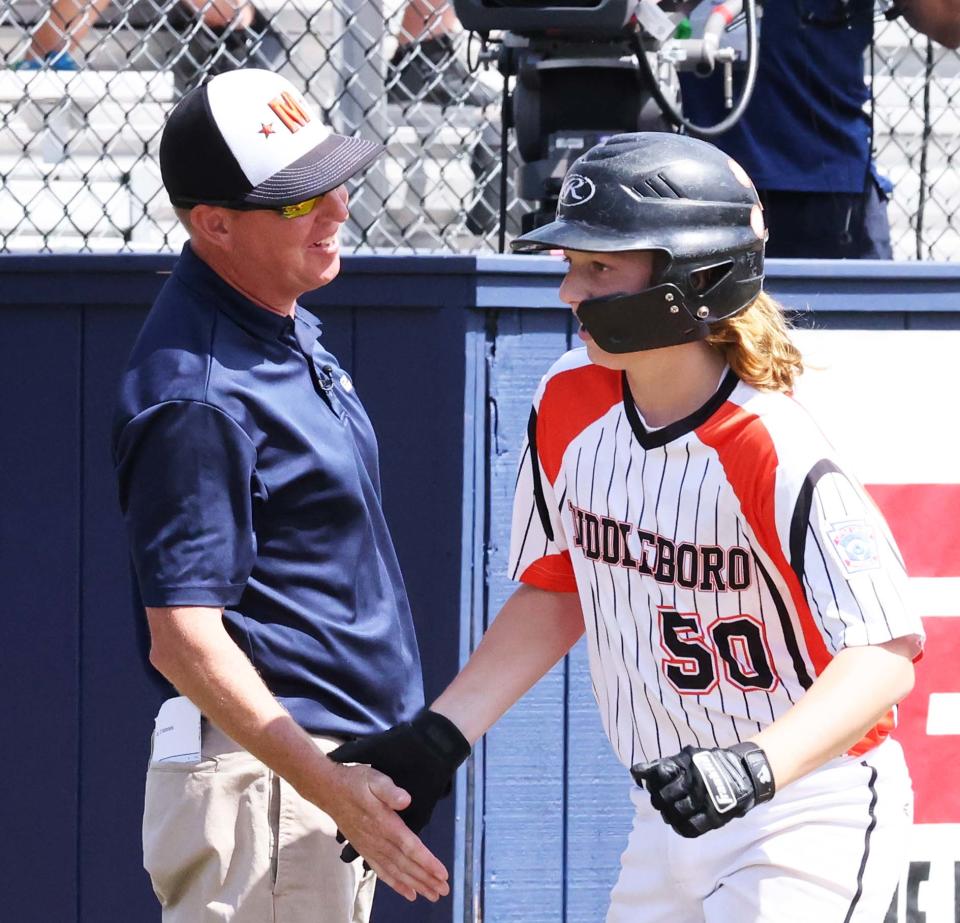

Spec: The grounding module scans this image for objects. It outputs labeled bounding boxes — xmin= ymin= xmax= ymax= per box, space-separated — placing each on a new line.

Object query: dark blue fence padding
xmin=475 ymin=254 xmax=960 ymax=325
xmin=4 ymin=253 xmax=960 ymax=923
xmin=481 ymin=308 xmax=574 ymax=922
xmin=79 ymin=302 xmax=173 ymax=923
xmin=754 ymin=258 xmax=960 ymax=315
xmin=0 ymin=304 xmax=82 ymax=922
xmin=565 ymin=642 xmax=636 ymax=922
xmin=0 ymin=253 xmax=475 ymax=923
xmin=468 ymin=254 xmax=960 ymax=923
xmin=474 ymin=302 xmax=635 ymax=923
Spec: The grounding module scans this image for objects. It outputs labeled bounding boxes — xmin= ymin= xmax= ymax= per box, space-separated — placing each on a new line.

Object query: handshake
xmin=329 ymin=708 xmax=471 ymax=863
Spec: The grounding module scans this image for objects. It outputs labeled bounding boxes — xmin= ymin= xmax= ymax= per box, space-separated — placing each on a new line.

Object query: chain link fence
xmin=872 ymin=21 xmax=960 ymax=260
xmin=0 ymin=2 xmax=957 ymax=257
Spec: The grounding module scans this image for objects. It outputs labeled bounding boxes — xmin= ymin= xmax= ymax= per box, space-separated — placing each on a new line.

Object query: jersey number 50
xmin=658 ymin=608 xmax=779 ymax=694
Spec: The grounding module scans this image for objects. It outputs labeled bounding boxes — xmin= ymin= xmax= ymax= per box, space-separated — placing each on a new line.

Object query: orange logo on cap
xmin=268 ymin=91 xmax=311 ymax=133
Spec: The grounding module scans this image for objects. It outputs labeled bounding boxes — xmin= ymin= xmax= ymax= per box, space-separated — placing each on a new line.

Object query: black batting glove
xmin=329 ymin=708 xmax=471 ymax=863
xmin=630 ymin=742 xmax=775 ymax=838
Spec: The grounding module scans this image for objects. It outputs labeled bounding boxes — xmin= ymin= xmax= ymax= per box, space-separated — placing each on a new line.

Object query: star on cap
xmin=258 ymin=122 xmax=276 ymax=138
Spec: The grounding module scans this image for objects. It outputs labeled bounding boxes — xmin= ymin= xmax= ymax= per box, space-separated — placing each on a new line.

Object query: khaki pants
xmin=143 ymin=723 xmax=376 ymax=923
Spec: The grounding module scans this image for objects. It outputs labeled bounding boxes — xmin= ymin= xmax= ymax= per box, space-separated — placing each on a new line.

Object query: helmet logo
xmin=559 ymin=174 xmax=596 ymax=208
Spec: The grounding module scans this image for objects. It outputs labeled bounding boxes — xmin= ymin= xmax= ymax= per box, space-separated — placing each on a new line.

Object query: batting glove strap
xmin=409 ymin=708 xmax=472 ymax=776
xmin=690 ymin=747 xmax=756 ymax=818
xmin=728 ymin=741 xmax=776 ymax=804
xmin=329 ymin=709 xmax=470 ymax=864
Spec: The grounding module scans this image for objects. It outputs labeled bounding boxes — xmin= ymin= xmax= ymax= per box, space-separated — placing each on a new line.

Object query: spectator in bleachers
xmin=13 ymin=0 xmax=489 ymax=108
xmin=165 ymin=0 xmax=284 ymax=91
xmin=680 ymin=0 xmax=960 ymax=259
xmin=13 ymin=0 xmax=109 ymax=70
xmin=13 ymin=0 xmax=283 ymax=88
xmin=388 ymin=0 xmax=495 ymax=107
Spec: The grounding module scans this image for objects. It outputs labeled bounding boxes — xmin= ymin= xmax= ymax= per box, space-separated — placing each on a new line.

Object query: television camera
xmin=452 ymin=0 xmax=762 ymax=238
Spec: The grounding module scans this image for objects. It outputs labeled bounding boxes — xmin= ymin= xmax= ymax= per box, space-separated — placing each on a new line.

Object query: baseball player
xmin=330 ymin=132 xmax=924 ymax=921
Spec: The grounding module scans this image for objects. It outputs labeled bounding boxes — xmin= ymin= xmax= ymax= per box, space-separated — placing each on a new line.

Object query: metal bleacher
xmin=0 ymin=4 xmax=957 ymax=256
xmin=870 ymin=17 xmax=960 ymax=260
xmin=0 ymin=0 xmax=505 ymax=252
xmin=2 ymin=0 xmax=183 ymax=250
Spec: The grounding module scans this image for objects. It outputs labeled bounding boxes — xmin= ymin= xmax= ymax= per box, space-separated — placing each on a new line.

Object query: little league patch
xmin=828 ymin=520 xmax=881 ymax=574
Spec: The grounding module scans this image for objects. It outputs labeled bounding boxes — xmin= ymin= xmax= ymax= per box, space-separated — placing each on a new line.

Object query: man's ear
xmin=189 ymin=204 xmax=233 ymax=249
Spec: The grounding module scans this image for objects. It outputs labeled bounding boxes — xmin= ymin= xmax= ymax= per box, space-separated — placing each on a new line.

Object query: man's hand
xmin=144 ymin=607 xmax=452 ymax=902
xmin=322 ymin=760 xmax=452 ymax=902
xmin=631 ymin=742 xmax=775 ymax=838
xmin=329 ymin=709 xmax=471 ymax=861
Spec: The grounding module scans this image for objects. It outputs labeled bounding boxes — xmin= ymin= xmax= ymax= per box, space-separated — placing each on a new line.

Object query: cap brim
xmin=242 ymin=132 xmax=383 ymax=207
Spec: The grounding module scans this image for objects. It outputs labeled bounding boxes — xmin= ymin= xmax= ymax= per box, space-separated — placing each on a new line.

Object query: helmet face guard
xmin=511 ymin=132 xmax=767 ymax=353
xmin=577 ymin=283 xmax=709 ymax=354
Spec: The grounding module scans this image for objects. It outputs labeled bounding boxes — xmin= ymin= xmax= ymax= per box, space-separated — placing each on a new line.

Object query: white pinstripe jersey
xmin=508 ymin=349 xmax=924 ymax=769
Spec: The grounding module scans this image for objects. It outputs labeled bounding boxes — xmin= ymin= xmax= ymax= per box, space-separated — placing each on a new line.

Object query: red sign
xmin=869 ymin=485 xmax=959 ymax=825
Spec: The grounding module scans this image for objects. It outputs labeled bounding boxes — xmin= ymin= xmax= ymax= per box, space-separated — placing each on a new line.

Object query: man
xmin=112 ymin=68 xmax=448 ymax=922
xmin=681 ymin=0 xmax=960 ymax=259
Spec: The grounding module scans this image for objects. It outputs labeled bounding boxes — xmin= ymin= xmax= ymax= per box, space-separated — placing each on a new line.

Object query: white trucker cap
xmin=159 ymin=69 xmax=383 ymax=209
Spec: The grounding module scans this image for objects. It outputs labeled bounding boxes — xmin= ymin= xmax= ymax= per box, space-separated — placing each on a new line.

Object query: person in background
xmin=14 ymin=0 xmax=283 ymax=89
xmin=13 ymin=0 xmax=490 ymax=106
xmin=680 ymin=0 xmax=960 ymax=258
xmin=388 ymin=0 xmax=495 ymax=107
xmin=13 ymin=0 xmax=109 ymax=70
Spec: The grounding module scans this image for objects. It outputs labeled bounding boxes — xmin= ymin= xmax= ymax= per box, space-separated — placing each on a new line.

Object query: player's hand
xmin=630 ymin=742 xmax=775 ymax=838
xmin=323 ymin=760 xmax=451 ymax=902
xmin=329 ymin=709 xmax=471 ymax=862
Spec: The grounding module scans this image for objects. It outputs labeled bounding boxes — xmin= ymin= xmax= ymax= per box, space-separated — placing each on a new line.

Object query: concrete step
xmin=0 ymin=69 xmax=174 ymax=105
xmin=0 ymin=142 xmax=489 ymax=251
xmin=2 ymin=180 xmax=150 ymax=246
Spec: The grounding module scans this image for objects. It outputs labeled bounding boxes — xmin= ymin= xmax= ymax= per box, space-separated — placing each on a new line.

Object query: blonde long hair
xmin=704 ymin=290 xmax=804 ymax=392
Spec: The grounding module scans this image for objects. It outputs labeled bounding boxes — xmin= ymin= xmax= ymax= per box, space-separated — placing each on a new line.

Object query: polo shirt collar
xmin=175 ymin=243 xmax=322 ymax=341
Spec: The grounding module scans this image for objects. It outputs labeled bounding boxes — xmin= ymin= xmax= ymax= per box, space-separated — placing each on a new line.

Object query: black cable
xmin=859 ymin=20 xmax=877 ymax=252
xmin=634 ymin=0 xmax=760 ymax=138
xmin=498 ymin=67 xmax=509 ymax=254
xmin=916 ymin=36 xmax=933 ymax=259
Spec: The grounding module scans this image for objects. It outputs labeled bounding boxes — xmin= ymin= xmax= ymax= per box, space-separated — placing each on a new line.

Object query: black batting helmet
xmin=511 ymin=132 xmax=767 ymax=354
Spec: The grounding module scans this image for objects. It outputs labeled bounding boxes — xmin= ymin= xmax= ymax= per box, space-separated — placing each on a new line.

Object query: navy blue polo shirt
xmin=681 ymin=0 xmax=883 ymax=194
xmin=113 ymin=244 xmax=424 ymax=738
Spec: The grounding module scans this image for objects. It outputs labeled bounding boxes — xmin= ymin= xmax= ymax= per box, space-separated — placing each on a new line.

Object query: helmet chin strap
xmin=577 ymin=283 xmax=712 ymax=354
